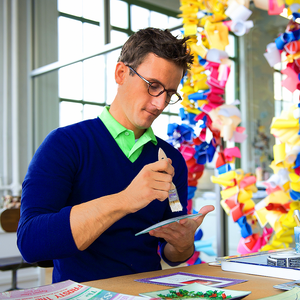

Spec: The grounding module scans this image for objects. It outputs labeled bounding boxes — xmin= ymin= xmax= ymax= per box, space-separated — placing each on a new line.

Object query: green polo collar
xmin=99 ymin=106 xmax=157 ymax=162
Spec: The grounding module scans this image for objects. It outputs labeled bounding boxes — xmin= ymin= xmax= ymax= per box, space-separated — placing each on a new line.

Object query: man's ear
xmin=115 ymin=62 xmax=127 ymax=85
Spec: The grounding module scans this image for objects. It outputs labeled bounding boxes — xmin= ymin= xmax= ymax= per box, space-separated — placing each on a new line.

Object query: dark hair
xmin=118 ymin=27 xmax=194 ymax=77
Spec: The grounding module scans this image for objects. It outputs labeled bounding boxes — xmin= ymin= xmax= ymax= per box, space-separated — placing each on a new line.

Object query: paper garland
xmin=175 ymin=0 xmax=300 ymax=261
xmin=260 ymin=6 xmax=300 ymax=250
xmin=264 ymin=16 xmax=300 ymax=92
xmin=175 ymin=0 xmax=254 ymax=263
xmin=258 ymin=104 xmax=300 ymax=251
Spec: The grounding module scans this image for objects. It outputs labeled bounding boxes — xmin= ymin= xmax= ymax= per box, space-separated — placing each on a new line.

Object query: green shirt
xmin=99 ymin=107 xmax=157 ymax=162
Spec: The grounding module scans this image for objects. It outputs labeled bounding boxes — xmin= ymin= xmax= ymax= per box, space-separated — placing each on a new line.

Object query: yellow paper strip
xmin=267 ymin=190 xmax=290 ymax=204
xmin=273 ymin=143 xmax=286 ymax=165
xmin=291 ymin=182 xmax=300 ymax=192
xmin=184 ymin=24 xmax=198 ymax=36
xmin=220 ymin=185 xmax=239 ymax=200
xmin=242 ymin=199 xmax=255 ymax=212
xmin=190 ymin=43 xmax=208 ymax=59
xmin=211 ymin=175 xmax=235 ymax=187
xmin=254 ymin=207 xmax=268 ymax=227
xmin=218 ymin=170 xmax=237 ymax=181
xmin=271 ymin=118 xmax=299 ymax=129
xmin=197 ymin=100 xmax=208 ymax=107
xmin=265 ymin=211 xmax=282 ymax=232
xmin=220 ymin=199 xmax=231 ymax=215
xmin=289 ymin=173 xmax=300 ymax=183
xmin=238 ymin=189 xmax=253 ymax=202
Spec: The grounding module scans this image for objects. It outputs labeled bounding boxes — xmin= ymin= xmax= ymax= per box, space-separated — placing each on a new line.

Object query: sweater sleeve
xmin=17 ymin=128 xmax=79 ymax=263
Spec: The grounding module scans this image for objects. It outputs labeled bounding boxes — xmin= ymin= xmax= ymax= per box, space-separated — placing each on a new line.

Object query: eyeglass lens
xmin=148 ymin=82 xmax=180 ymax=104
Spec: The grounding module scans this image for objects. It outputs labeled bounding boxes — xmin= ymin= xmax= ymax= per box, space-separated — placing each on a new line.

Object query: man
xmin=17 ymin=28 xmax=214 ymax=283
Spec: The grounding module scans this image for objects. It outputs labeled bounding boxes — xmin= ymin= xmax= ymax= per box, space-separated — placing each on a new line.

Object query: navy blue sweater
xmin=17 ymin=118 xmax=188 ymax=283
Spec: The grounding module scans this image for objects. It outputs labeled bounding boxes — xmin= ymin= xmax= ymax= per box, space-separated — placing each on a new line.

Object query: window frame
xmin=56 ymin=0 xmax=186 ymax=132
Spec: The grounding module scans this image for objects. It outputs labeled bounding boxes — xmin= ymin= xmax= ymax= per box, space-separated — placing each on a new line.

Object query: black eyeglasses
xmin=126 ymin=65 xmax=182 ymax=105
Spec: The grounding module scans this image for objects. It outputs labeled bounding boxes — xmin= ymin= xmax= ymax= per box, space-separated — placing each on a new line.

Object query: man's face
xmin=111 ymin=53 xmax=183 ymax=138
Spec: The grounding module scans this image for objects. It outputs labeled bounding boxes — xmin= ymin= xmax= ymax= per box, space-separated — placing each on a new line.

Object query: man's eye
xmin=150 ymin=82 xmax=161 ymax=90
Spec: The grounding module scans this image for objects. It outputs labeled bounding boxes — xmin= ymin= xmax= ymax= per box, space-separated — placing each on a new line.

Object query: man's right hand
xmin=70 ymin=159 xmax=175 ymax=251
xmin=121 ymin=159 xmax=175 ymax=213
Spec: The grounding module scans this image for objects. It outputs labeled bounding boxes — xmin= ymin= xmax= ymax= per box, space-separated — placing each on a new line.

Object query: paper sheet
xmin=135 ymin=212 xmax=202 ymax=236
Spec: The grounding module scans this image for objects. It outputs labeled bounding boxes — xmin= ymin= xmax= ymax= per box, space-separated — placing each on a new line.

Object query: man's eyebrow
xmin=146 ymin=76 xmax=177 ymax=91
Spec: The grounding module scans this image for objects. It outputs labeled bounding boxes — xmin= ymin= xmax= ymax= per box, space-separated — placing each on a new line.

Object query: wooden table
xmin=84 ymin=263 xmax=291 ymax=299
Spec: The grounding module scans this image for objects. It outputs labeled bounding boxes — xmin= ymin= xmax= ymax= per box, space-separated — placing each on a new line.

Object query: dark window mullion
xmin=111 ymin=25 xmax=133 ymax=35
xmin=59 ymin=98 xmax=106 ymax=107
xmin=59 ymin=12 xmax=100 ymax=26
xmin=104 ymin=0 xmax=111 ymax=44
xmin=128 ymin=0 xmax=131 ymax=32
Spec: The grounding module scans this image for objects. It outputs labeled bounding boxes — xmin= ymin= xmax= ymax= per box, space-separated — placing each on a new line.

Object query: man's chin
xmin=136 ymin=119 xmax=154 ymax=130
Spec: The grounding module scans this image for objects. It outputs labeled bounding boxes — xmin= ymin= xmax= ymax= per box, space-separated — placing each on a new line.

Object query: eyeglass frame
xmin=126 ymin=65 xmax=182 ymax=105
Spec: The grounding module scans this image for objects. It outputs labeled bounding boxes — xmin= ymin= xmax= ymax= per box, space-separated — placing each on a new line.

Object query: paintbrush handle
xmin=158 ymin=148 xmax=182 ymax=212
xmin=158 ymin=148 xmax=176 ymax=188
xmin=158 ymin=148 xmax=168 ymax=162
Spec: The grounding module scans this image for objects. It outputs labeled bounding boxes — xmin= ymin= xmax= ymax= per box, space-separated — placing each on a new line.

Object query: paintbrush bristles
xmin=158 ymin=148 xmax=183 ymax=212
xmin=169 ymin=200 xmax=183 ymax=212
xmin=168 ymin=185 xmax=183 ymax=212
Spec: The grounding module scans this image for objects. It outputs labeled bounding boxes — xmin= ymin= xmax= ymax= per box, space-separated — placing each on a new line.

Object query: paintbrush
xmin=158 ymin=148 xmax=183 ymax=212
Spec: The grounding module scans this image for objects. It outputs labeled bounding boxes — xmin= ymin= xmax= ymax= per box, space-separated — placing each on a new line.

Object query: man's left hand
xmin=148 ymin=205 xmax=215 ymax=262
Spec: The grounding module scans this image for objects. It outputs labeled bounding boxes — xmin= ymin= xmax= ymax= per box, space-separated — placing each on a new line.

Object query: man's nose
xmin=150 ymin=92 xmax=168 ymax=110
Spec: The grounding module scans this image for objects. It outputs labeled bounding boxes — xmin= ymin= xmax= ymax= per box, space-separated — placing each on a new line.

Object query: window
xmin=273 ymin=52 xmax=299 ymax=117
xmin=57 ymin=0 xmax=185 ymax=141
xmin=31 ymin=1 xmax=237 ymax=143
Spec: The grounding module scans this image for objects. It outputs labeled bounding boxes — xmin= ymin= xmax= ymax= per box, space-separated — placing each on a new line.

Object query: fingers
xmin=149 ymin=222 xmax=185 ymax=240
xmin=149 ymin=221 xmax=196 ymax=254
xmin=122 ymin=160 xmax=176 ymax=212
xmin=195 ymin=205 xmax=215 ymax=221
xmin=179 ymin=205 xmax=215 ymax=227
xmin=151 ymin=160 xmax=174 ymax=177
xmin=144 ymin=161 xmax=174 ymax=201
xmin=149 ymin=171 xmax=173 ymax=188
xmin=200 ymin=205 xmax=215 ymax=214
xmin=143 ymin=164 xmax=173 ymax=199
xmin=150 ymin=205 xmax=215 ymax=238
